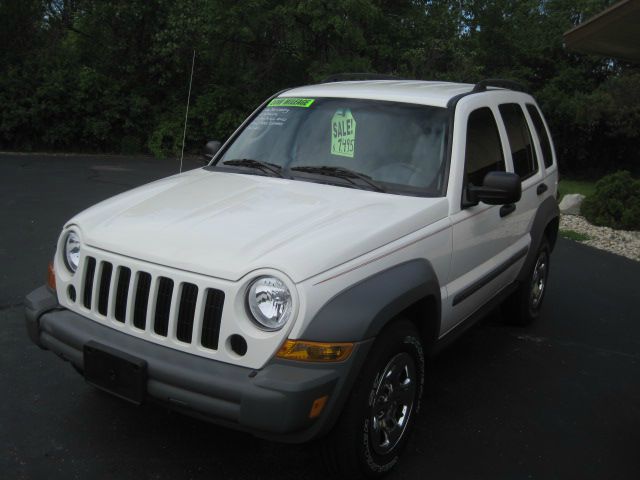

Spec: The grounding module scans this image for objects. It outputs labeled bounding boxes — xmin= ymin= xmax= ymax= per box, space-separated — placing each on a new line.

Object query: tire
xmin=503 ymin=237 xmax=551 ymax=325
xmin=320 ymin=320 xmax=425 ymax=478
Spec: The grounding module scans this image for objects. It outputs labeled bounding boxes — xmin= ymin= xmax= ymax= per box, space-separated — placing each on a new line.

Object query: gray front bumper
xmin=25 ymin=286 xmax=372 ymax=443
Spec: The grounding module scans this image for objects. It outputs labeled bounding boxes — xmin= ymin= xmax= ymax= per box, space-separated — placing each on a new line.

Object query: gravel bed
xmin=560 ymin=214 xmax=640 ymax=262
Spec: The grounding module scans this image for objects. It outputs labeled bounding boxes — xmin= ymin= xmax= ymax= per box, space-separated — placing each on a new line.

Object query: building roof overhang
xmin=564 ymin=0 xmax=640 ymax=62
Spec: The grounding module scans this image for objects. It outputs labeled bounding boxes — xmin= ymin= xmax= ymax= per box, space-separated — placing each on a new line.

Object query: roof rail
xmin=320 ymin=73 xmax=406 ymax=83
xmin=472 ymin=79 xmax=528 ymax=93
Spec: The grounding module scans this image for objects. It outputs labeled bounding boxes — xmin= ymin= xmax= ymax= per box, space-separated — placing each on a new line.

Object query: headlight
xmin=63 ymin=231 xmax=81 ymax=273
xmin=246 ymin=276 xmax=292 ymax=331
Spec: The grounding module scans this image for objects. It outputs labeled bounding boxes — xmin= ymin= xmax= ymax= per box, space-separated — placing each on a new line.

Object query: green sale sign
xmin=331 ymin=109 xmax=356 ymax=158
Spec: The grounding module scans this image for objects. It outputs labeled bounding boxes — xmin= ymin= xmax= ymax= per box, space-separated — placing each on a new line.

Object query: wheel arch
xmin=390 ymin=294 xmax=440 ymax=355
xmin=301 ymin=259 xmax=441 ymax=348
xmin=517 ymin=196 xmax=559 ymax=283
xmin=545 ymin=215 xmax=560 ymax=251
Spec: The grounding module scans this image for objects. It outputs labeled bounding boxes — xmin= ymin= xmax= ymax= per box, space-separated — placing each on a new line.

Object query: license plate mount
xmin=83 ymin=341 xmax=147 ymax=405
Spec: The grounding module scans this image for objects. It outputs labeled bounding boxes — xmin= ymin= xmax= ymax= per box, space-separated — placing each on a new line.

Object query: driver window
xmin=464 ymin=107 xmax=505 ymax=188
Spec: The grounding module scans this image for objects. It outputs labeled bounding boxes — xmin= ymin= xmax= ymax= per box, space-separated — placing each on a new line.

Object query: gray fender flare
xmin=518 ymin=196 xmax=559 ymax=282
xmin=301 ymin=259 xmax=441 ymax=343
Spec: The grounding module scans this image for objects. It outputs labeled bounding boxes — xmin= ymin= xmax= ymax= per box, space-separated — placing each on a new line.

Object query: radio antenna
xmin=179 ymin=49 xmax=196 ymax=173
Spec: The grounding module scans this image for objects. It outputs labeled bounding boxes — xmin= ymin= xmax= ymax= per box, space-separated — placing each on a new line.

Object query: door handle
xmin=500 ymin=203 xmax=516 ymax=217
xmin=536 ymin=183 xmax=548 ymax=195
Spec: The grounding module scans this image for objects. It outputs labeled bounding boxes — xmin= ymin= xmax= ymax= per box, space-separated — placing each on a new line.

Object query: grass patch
xmin=558 ymin=179 xmax=597 ymax=201
xmin=559 ymin=229 xmax=591 ymax=242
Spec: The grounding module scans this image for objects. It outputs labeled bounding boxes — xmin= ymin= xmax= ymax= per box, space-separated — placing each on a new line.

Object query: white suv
xmin=26 ymin=78 xmax=559 ymax=478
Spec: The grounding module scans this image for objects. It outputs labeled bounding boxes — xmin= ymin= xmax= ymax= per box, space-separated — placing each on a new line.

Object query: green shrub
xmin=147 ymin=115 xmax=183 ymax=159
xmin=581 ymin=171 xmax=640 ymax=230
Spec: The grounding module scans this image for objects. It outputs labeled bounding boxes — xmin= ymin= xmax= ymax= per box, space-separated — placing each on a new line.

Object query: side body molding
xmin=518 ymin=196 xmax=559 ymax=282
xmin=302 ymin=259 xmax=441 ymax=343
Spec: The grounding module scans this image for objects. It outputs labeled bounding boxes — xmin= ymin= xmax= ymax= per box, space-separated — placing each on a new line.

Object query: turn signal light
xmin=276 ymin=340 xmax=354 ymax=362
xmin=309 ymin=395 xmax=329 ymax=419
xmin=47 ymin=262 xmax=56 ymax=290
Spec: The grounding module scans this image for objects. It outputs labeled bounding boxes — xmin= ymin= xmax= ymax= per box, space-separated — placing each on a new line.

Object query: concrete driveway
xmin=1 ymin=153 xmax=639 ymax=479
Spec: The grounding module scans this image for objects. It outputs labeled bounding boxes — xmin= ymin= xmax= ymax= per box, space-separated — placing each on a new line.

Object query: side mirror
xmin=467 ymin=171 xmax=521 ymax=206
xmin=202 ymin=140 xmax=222 ymax=162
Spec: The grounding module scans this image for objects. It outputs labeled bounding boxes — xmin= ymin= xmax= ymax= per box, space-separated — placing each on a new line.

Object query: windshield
xmin=215 ymin=97 xmax=449 ymax=196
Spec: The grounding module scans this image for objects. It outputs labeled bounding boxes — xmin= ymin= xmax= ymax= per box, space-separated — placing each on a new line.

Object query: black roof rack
xmin=320 ymin=75 xmax=528 ymax=93
xmin=320 ymin=73 xmax=406 ymax=83
xmin=472 ymin=78 xmax=528 ymax=93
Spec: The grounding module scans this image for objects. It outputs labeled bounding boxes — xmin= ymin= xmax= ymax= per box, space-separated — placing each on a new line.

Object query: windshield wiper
xmin=221 ymin=158 xmax=285 ymax=178
xmin=291 ymin=165 xmax=386 ymax=193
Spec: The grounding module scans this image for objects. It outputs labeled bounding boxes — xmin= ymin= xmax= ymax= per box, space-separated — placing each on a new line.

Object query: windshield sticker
xmin=331 ymin=108 xmax=356 ymax=158
xmin=267 ymin=97 xmax=315 ymax=108
xmin=247 ymin=108 xmax=291 ymax=129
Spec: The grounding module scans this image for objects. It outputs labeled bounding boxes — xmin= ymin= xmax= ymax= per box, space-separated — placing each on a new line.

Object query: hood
xmin=69 ymin=169 xmax=449 ymax=282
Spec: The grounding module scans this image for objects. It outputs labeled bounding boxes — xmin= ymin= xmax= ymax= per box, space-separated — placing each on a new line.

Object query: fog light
xmin=276 ymin=340 xmax=354 ymax=362
xmin=228 ymin=334 xmax=248 ymax=356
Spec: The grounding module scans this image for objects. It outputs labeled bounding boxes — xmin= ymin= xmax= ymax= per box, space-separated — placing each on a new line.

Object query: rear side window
xmin=464 ymin=107 xmax=505 ymax=187
xmin=499 ymin=103 xmax=539 ymax=180
xmin=526 ymin=104 xmax=554 ymax=168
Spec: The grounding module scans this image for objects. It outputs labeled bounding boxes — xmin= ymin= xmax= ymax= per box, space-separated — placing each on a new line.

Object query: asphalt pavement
xmin=1 ymin=153 xmax=639 ymax=479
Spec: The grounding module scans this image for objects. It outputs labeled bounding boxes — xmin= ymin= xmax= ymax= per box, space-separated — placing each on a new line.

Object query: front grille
xmin=97 ymin=262 xmax=112 ymax=315
xmin=114 ymin=267 xmax=131 ymax=323
xmin=177 ymin=283 xmax=198 ymax=343
xmin=133 ymin=272 xmax=151 ymax=330
xmin=83 ymin=257 xmax=96 ymax=309
xmin=201 ymin=289 xmax=225 ymax=349
xmin=81 ymin=256 xmax=224 ymax=350
xmin=153 ymin=277 xmax=174 ymax=336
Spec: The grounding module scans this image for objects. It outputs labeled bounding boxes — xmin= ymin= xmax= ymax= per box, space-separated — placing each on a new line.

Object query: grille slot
xmin=97 ymin=262 xmax=113 ymax=316
xmin=133 ymin=272 xmax=152 ymax=329
xmin=176 ymin=283 xmax=198 ymax=343
xmin=83 ymin=257 xmax=97 ymax=309
xmin=201 ymin=289 xmax=225 ymax=350
xmin=74 ymin=254 xmax=226 ymax=355
xmin=153 ymin=277 xmax=174 ymax=336
xmin=114 ymin=267 xmax=131 ymax=322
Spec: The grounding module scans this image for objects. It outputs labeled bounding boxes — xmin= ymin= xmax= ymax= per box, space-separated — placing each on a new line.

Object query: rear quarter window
xmin=526 ymin=104 xmax=554 ymax=168
xmin=499 ymin=103 xmax=539 ymax=181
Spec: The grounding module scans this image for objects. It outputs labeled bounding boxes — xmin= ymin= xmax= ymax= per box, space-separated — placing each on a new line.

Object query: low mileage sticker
xmin=267 ymin=97 xmax=315 ymax=108
xmin=331 ymin=108 xmax=356 ymax=158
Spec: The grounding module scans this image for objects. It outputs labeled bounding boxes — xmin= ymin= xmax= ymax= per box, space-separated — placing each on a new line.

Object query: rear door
xmin=525 ymin=102 xmax=559 ymax=197
xmin=496 ymin=98 xmax=546 ymax=260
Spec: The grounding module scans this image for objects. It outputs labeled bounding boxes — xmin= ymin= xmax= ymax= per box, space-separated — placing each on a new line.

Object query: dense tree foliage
xmin=1 ymin=0 xmax=638 ymax=175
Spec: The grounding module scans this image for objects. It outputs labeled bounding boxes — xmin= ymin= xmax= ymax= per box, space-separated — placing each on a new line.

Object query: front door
xmin=442 ymin=99 xmax=524 ymax=335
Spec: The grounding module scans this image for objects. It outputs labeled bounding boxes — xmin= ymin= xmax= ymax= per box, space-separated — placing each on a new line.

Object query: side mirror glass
xmin=467 ymin=171 xmax=521 ymax=206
